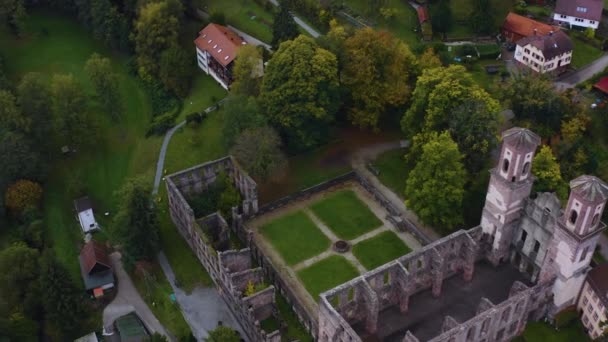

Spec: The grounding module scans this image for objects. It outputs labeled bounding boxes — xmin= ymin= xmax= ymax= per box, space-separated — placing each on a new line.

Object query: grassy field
xmin=260 ymin=211 xmax=331 ymax=265
xmin=197 ymin=0 xmax=274 ymax=43
xmin=297 ymin=255 xmax=360 ymax=299
xmin=176 ymin=74 xmax=227 ymax=122
xmin=352 ymin=231 xmax=412 ymax=269
xmin=310 ymin=190 xmax=382 ymax=240
xmin=514 ymin=321 xmax=591 ymax=342
xmin=571 ymin=34 xmax=604 ymax=69
xmin=373 ymin=149 xmax=408 ymax=198
xmin=132 ymin=265 xmax=192 ymax=339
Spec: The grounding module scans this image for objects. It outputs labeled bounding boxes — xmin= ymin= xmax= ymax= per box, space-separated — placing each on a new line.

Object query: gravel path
xmin=152 ymin=120 xmax=186 ymax=195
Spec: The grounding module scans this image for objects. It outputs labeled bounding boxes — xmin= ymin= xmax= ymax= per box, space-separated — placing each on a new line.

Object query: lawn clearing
xmin=176 ymin=74 xmax=227 ymax=122
xmin=310 ymin=190 xmax=382 ymax=240
xmin=197 ymin=0 xmax=274 ymax=43
xmin=297 ymin=255 xmax=360 ymax=300
xmin=260 ymin=211 xmax=331 ymax=265
xmin=571 ymin=34 xmax=603 ymax=69
xmin=373 ymin=148 xmax=408 ymax=198
xmin=352 ymin=231 xmax=412 ymax=269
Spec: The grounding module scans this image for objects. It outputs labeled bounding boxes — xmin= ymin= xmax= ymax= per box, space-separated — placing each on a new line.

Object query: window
xmin=570 ymin=210 xmax=578 ymax=224
xmin=583 ymin=314 xmax=589 ymax=325
xmin=503 ymin=159 xmax=510 ymax=172
xmin=520 ymin=230 xmax=528 ymax=243
xmin=581 ymin=246 xmax=590 ymax=262
xmin=533 ymin=241 xmax=541 ymax=253
xmin=594 ymin=312 xmax=599 ymax=321
xmin=577 ymin=7 xmax=588 ymax=13
xmin=561 ymin=14 xmax=567 ymax=18
xmin=590 ymin=21 xmax=595 ymax=24
xmin=584 ymin=296 xmax=589 ymax=305
xmin=592 ymin=214 xmax=600 ymax=226
xmin=593 ymin=292 xmax=599 ymax=302
xmin=523 ymin=162 xmax=530 ymax=174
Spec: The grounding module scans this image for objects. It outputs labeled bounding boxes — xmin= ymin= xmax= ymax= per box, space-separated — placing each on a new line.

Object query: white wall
xmin=554 ymin=13 xmax=600 ymax=29
xmin=578 ymin=282 xmax=607 ymax=339
xmin=515 ymin=43 xmax=572 ymax=73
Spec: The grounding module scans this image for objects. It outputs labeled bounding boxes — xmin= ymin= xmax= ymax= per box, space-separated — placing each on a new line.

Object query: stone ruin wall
xmin=165 ymin=159 xmax=280 ymax=342
xmin=317 ymin=226 xmax=555 ymax=342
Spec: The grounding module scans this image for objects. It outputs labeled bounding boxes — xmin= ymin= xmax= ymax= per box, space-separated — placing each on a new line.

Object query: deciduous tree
xmin=221 ymin=95 xmax=267 ymax=148
xmin=418 ymin=47 xmax=442 ymax=70
xmin=405 ymin=131 xmax=466 ymax=229
xmin=0 ymin=242 xmax=40 ymax=313
xmin=0 ymin=0 xmax=26 ymax=35
xmin=159 ymin=45 xmax=192 ymax=98
xmin=50 ymin=74 xmax=96 ymax=147
xmin=231 ymin=45 xmax=263 ymax=97
xmin=261 ymin=35 xmax=339 ymax=151
xmin=0 ymin=90 xmax=28 ymax=133
xmin=4 ymin=180 xmax=43 ymax=217
xmin=470 ymin=0 xmax=495 ymax=35
xmin=271 ymin=2 xmax=299 ymax=49
xmin=532 ymin=145 xmax=567 ymax=199
xmin=85 ymin=53 xmax=123 ymax=121
xmin=17 ymin=73 xmax=52 ymax=145
xmin=231 ymin=126 xmax=287 ymax=181
xmin=206 ymin=326 xmax=240 ymax=342
xmin=341 ymin=28 xmax=417 ymax=130
xmin=431 ymin=0 xmax=452 ymax=35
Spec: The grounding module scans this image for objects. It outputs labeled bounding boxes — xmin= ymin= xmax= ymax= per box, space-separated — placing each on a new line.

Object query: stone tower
xmin=540 ymin=176 xmax=608 ymax=312
xmin=481 ymin=127 xmax=541 ymax=265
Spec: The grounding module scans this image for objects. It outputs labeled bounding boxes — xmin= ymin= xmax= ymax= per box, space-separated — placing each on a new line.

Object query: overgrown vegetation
xmin=188 ymin=173 xmax=241 ymax=218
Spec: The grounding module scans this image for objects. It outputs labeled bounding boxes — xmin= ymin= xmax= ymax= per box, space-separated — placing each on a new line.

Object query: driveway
xmin=555 ymin=53 xmax=608 ymax=90
xmin=157 ymin=252 xmax=246 ymax=340
xmin=103 ymin=252 xmax=170 ymax=339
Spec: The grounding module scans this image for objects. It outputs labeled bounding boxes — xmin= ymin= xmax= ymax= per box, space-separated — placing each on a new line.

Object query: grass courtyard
xmin=373 ymin=149 xmax=409 ymax=198
xmin=260 ymin=211 xmax=331 ymax=265
xmin=310 ymin=190 xmax=383 ymax=240
xmin=352 ymin=231 xmax=411 ymax=270
xmin=514 ymin=321 xmax=591 ymax=342
xmin=297 ymin=255 xmax=360 ymax=300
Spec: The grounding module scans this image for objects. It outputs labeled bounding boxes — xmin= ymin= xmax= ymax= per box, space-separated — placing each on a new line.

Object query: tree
xmin=132 ymin=0 xmax=182 ymax=80
xmin=532 ymin=145 xmax=567 ymax=199
xmin=271 ymin=2 xmax=299 ymax=49
xmin=159 ymin=46 xmax=192 ymax=98
xmin=405 ymin=131 xmax=466 ymax=229
xmin=260 ymin=35 xmax=339 ymax=151
xmin=85 ymin=53 xmax=123 ymax=121
xmin=87 ymin=0 xmax=130 ymax=50
xmin=113 ymin=177 xmax=160 ymax=267
xmin=4 ymin=180 xmax=43 ymax=217
xmin=231 ymin=45 xmax=263 ymax=97
xmin=561 ymin=111 xmax=591 ymax=146
xmin=0 ymin=90 xmax=28 ymax=133
xmin=231 ymin=126 xmax=287 ymax=181
xmin=431 ymin=0 xmax=452 ymax=35
xmin=206 ymin=326 xmax=240 ymax=342
xmin=50 ymin=74 xmax=96 ymax=147
xmin=419 ymin=47 xmax=442 ymax=71
xmin=39 ymin=253 xmax=87 ymax=340
xmin=470 ymin=0 xmax=495 ymax=35
xmin=0 ymin=242 xmax=40 ymax=312
xmin=221 ymin=95 xmax=267 ymax=148
xmin=401 ymin=65 xmax=499 ymax=139
xmin=341 ymin=28 xmax=417 ymax=130
xmin=449 ymin=100 xmax=501 ymax=173
xmin=17 ymin=73 xmax=52 ymax=145
xmin=0 ymin=0 xmax=26 ymax=35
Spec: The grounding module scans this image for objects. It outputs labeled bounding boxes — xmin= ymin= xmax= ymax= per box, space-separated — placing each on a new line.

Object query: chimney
xmin=534 ymin=28 xmax=538 ymax=35
xmin=550 ymin=30 xmax=554 ymax=36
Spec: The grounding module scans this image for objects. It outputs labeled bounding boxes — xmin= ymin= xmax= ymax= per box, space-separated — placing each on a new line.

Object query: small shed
xmin=115 ymin=313 xmax=149 ymax=342
xmin=79 ymin=241 xmax=114 ymax=296
xmin=74 ymin=196 xmax=100 ymax=233
xmin=74 ymin=332 xmax=99 ymax=342
xmin=593 ymin=76 xmax=608 ymax=95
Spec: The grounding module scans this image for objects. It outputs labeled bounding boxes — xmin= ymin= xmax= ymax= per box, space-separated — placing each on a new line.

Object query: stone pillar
xmin=463 ymin=233 xmax=477 ymax=282
xmin=431 ymin=249 xmax=445 ymax=298
xmin=362 ymin=281 xmax=379 ymax=334
xmin=399 ymin=292 xmax=410 ymax=313
xmin=396 ymin=262 xmax=410 ymax=313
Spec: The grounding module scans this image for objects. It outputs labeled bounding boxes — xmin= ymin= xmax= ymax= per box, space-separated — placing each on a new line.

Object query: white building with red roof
xmin=194 ymin=23 xmax=248 ymax=89
xmin=554 ymin=0 xmax=604 ymax=30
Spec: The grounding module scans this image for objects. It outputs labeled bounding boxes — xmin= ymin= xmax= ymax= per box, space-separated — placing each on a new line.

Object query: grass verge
xmin=373 ymin=148 xmax=408 ymax=198
xmin=297 ymin=255 xmax=360 ymax=300
xmin=352 ymin=231 xmax=412 ymax=269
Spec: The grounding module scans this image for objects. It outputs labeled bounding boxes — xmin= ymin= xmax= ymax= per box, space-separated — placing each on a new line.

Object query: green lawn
xmin=132 ymin=265 xmax=192 ymax=340
xmin=176 ymin=74 xmax=227 ymax=122
xmin=352 ymin=231 xmax=412 ymax=269
xmin=571 ymin=35 xmax=604 ymax=69
xmin=260 ymin=211 xmax=330 ymax=265
xmin=515 ymin=321 xmax=591 ymax=342
xmin=297 ymin=255 xmax=360 ymax=300
xmin=197 ymin=0 xmax=274 ymax=43
xmin=275 ymin=294 xmax=313 ymax=342
xmin=373 ymin=149 xmax=408 ymax=198
xmin=310 ymin=190 xmax=382 ymax=240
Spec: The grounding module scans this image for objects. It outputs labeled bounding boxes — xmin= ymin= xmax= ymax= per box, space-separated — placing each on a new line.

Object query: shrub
xmin=186 ymin=112 xmax=206 ymax=125
xmin=146 ymin=111 xmax=178 ymax=136
xmin=209 ymin=11 xmax=226 ymax=25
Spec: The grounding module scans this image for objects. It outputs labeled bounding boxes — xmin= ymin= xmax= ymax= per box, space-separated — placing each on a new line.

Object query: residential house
xmin=515 ymin=30 xmax=573 ymax=73
xmin=75 ymin=196 xmax=100 ymax=234
xmin=502 ymin=12 xmax=559 ymax=43
xmin=554 ymin=0 xmax=603 ymax=30
xmin=577 ymin=263 xmax=608 ymax=339
xmin=79 ymin=241 xmax=114 ymax=297
xmin=194 ymin=23 xmax=248 ymax=90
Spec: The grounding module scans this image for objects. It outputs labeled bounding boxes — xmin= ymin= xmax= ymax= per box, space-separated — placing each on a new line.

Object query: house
xmin=594 ymin=76 xmax=608 ymax=94
xmin=577 ymin=263 xmax=608 ymax=339
xmin=502 ymin=12 xmax=560 ymax=43
xmin=514 ymin=30 xmax=573 ymax=73
xmin=114 ymin=313 xmax=149 ymax=342
xmin=79 ymin=241 xmax=114 ymax=297
xmin=554 ymin=0 xmax=603 ymax=30
xmin=194 ymin=23 xmax=248 ymax=90
xmin=74 ymin=196 xmax=100 ymax=234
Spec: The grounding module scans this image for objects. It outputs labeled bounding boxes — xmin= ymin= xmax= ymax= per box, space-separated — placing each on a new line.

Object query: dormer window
xmin=577 ymin=6 xmax=588 ymax=13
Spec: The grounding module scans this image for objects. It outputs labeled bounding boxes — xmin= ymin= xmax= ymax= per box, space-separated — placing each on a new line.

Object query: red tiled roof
xmin=417 ymin=7 xmax=429 ymax=24
xmin=80 ymin=241 xmax=111 ymax=275
xmin=194 ymin=23 xmax=246 ymax=67
xmin=516 ymin=30 xmax=573 ymax=60
xmin=503 ymin=12 xmax=559 ymax=38
xmin=594 ymin=76 xmax=608 ymax=94
xmin=555 ymin=0 xmax=603 ymax=22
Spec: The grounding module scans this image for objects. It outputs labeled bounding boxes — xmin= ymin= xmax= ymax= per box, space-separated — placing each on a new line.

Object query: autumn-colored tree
xmin=341 ymin=28 xmax=417 ymax=130
xmin=418 ymin=47 xmax=442 ymax=70
xmin=231 ymin=45 xmax=263 ymax=97
xmin=405 ymin=131 xmax=466 ymax=229
xmin=561 ymin=111 xmax=591 ymax=146
xmin=4 ymin=180 xmax=43 ymax=216
xmin=260 ymin=35 xmax=339 ymax=151
xmin=532 ymin=145 xmax=568 ymax=200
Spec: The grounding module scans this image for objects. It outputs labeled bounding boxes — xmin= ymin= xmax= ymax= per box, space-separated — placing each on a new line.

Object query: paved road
xmin=292 ymin=15 xmax=320 ymax=38
xmin=103 ymin=252 xmax=170 ymax=339
xmin=152 ymin=121 xmax=186 ymax=195
xmin=555 ymin=53 xmax=608 ymax=90
xmin=157 ymin=252 xmax=246 ymax=340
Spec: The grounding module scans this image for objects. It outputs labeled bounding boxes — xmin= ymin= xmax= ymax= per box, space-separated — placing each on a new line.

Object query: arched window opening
xmin=569 ymin=210 xmax=578 ymax=225
xmin=523 ymin=162 xmax=530 ymax=174
xmin=592 ymin=214 xmax=600 ymax=226
xmin=503 ymin=159 xmax=510 ymax=172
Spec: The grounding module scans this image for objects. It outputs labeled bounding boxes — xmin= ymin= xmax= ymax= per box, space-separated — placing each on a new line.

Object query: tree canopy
xmin=85 ymin=53 xmax=123 ymax=120
xmin=17 ymin=72 xmax=52 ymax=146
xmin=470 ymin=0 xmax=495 ymax=35
xmin=405 ymin=131 xmax=466 ymax=230
xmin=231 ymin=126 xmax=287 ymax=181
xmin=51 ymin=74 xmax=97 ymax=147
xmin=532 ymin=145 xmax=568 ymax=200
xmin=231 ymin=45 xmax=263 ymax=97
xmin=271 ymin=2 xmax=299 ymax=49
xmin=341 ymin=28 xmax=417 ymax=130
xmin=430 ymin=0 xmax=452 ymax=35
xmin=206 ymin=326 xmax=240 ymax=342
xmin=221 ymin=95 xmax=267 ymax=148
xmin=260 ymin=35 xmax=339 ymax=151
